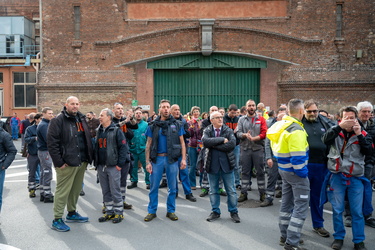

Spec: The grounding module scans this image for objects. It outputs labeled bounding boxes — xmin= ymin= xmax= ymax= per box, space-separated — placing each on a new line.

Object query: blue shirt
xmin=145 ymin=125 xmax=184 ymax=154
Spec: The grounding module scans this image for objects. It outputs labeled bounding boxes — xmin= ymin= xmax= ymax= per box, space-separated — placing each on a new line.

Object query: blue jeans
xmin=208 ymin=169 xmax=238 ymax=214
xmin=11 ymin=126 xmax=18 ymax=140
xmin=0 ymin=169 xmax=5 ymax=212
xmin=307 ymin=163 xmax=328 ymax=228
xmin=327 ymin=173 xmax=365 ymax=243
xmin=148 ymin=156 xmax=178 ymax=214
xmin=188 ymin=147 xmax=198 ymax=187
xmin=178 ymin=157 xmax=192 ymax=195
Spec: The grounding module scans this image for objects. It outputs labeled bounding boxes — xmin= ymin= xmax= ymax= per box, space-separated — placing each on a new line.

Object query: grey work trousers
xmin=240 ymin=148 xmax=265 ymax=196
xmin=279 ymin=170 xmax=310 ymax=247
xmin=265 ymin=159 xmax=281 ymax=201
xmin=38 ymin=150 xmax=53 ymax=197
xmin=98 ymin=165 xmax=123 ymax=215
xmin=27 ymin=154 xmax=40 ymax=190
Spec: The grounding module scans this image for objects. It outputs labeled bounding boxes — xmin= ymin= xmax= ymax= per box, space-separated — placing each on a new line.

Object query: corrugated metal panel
xmin=148 ymin=53 xmax=267 ymax=69
xmin=154 ymin=69 xmax=260 ymax=114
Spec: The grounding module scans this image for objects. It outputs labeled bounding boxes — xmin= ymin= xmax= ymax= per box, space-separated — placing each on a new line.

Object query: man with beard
xmin=144 ymin=100 xmax=186 ymax=222
xmin=237 ymin=99 xmax=268 ymax=202
xmin=302 ymin=100 xmax=334 ymax=238
xmin=48 ymin=96 xmax=93 ymax=232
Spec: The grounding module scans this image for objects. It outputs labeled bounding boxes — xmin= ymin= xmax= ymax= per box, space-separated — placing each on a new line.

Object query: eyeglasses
xmin=306 ymin=110 xmax=318 ymax=114
xmin=212 ymin=116 xmax=223 ymax=119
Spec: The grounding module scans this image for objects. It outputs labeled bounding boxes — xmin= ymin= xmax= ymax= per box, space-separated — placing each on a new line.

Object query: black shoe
xmin=40 ymin=193 xmax=45 ymax=202
xmin=331 ymin=239 xmax=344 ymax=250
xmin=159 ymin=180 xmax=167 ymax=188
xmin=79 ymin=190 xmax=85 ymax=196
xmin=230 ymin=212 xmax=240 ymax=223
xmin=280 ymin=237 xmax=304 ymax=246
xmin=284 ymin=243 xmax=306 ymax=250
xmin=146 ymin=184 xmax=150 ymax=190
xmin=123 ymin=202 xmax=133 ymax=210
xmin=127 ymin=182 xmax=137 ymax=189
xmin=44 ymin=195 xmax=54 ymax=203
xmin=354 ymin=242 xmax=367 ymax=250
xmin=275 ymin=189 xmax=282 ymax=198
xmin=206 ymin=212 xmax=220 ymax=222
xmin=365 ymin=216 xmax=375 ymax=228
xmin=98 ymin=213 xmax=114 ymax=222
xmin=186 ymin=193 xmax=197 ymax=202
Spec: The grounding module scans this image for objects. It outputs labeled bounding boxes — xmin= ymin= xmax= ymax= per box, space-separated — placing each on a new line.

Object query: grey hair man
xmin=95 ymin=108 xmax=128 ymax=224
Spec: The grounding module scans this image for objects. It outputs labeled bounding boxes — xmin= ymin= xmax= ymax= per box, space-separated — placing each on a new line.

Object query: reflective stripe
xmin=278 ymin=163 xmax=292 ymax=168
xmin=273 ymin=152 xmax=291 ymax=158
xmin=288 ymin=225 xmax=302 ymax=233
xmin=279 ymin=219 xmax=289 ymax=225
xmin=280 ymin=212 xmax=291 ymax=217
xmin=290 ymin=217 xmax=304 ymax=225
xmin=290 ymin=150 xmax=309 ymax=157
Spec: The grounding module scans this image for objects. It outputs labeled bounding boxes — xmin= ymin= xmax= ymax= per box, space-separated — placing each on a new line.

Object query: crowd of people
xmin=0 ymin=96 xmax=374 ymax=250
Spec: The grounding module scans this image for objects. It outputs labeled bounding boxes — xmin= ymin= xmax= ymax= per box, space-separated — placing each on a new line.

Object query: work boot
xmin=313 ymin=227 xmax=330 ymax=237
xmin=354 ymin=242 xmax=367 ymax=250
xmin=344 ymin=216 xmax=352 ymax=227
xmin=200 ymin=188 xmax=209 ymax=197
xmin=238 ymin=193 xmax=248 ymax=202
xmin=186 ymin=193 xmax=197 ymax=202
xmin=127 ymin=182 xmax=137 ymax=189
xmin=123 ymin=202 xmax=133 ymax=210
xmin=159 ymin=180 xmax=167 ymax=188
xmin=331 ymin=239 xmax=344 ymax=250
xmin=29 ymin=189 xmax=36 ymax=198
xmin=219 ymin=188 xmax=227 ymax=196
xmin=260 ymin=198 xmax=273 ymax=207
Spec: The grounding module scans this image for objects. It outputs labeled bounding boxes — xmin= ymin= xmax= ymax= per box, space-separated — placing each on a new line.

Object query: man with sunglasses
xmin=302 ymin=100 xmax=335 ymax=238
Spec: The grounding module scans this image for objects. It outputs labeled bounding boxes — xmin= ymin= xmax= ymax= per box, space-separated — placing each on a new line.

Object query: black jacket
xmin=25 ymin=124 xmax=38 ymax=155
xmin=202 ymin=124 xmax=236 ymax=173
xmin=47 ymin=107 xmax=93 ymax=168
xmin=149 ymin=115 xmax=182 ymax=164
xmin=94 ymin=123 xmax=127 ymax=168
xmin=0 ymin=127 xmax=17 ymax=169
xmin=359 ymin=118 xmax=375 ymax=166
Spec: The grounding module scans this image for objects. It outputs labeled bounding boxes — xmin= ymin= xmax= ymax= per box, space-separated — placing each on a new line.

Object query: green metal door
xmin=154 ymin=68 xmax=260 ymax=114
xmin=148 ymin=53 xmax=266 ymax=114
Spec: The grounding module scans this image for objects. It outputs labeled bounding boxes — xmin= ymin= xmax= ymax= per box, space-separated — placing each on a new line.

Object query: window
xmin=74 ymin=6 xmax=81 ymax=40
xmin=336 ymin=4 xmax=343 ymax=38
xmin=13 ymin=72 xmax=36 ymax=108
xmin=0 ymin=73 xmax=3 ymax=84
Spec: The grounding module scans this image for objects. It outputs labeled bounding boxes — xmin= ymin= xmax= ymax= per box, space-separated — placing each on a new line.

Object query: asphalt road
xmin=0 ymin=140 xmax=374 ymax=250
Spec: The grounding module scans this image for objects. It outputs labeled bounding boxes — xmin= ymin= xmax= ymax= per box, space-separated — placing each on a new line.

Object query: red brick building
xmin=0 ymin=0 xmax=40 ymax=117
xmin=38 ymin=0 xmax=375 ymax=115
